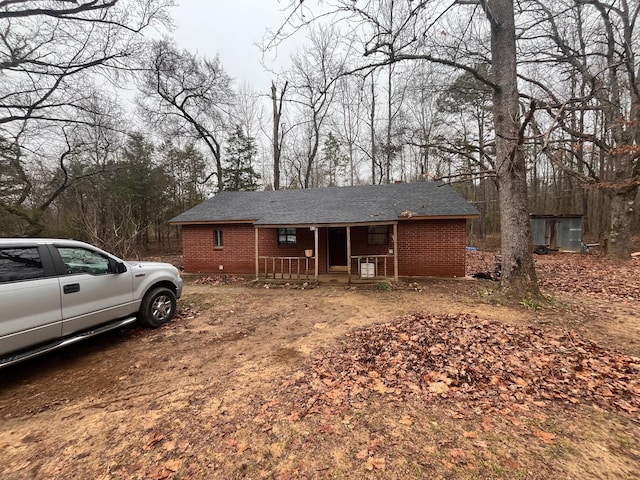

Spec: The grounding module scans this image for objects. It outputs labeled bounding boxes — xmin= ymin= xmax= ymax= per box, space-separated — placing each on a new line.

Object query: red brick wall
xmin=350 ymin=226 xmax=391 ymax=256
xmin=257 ymin=227 xmax=322 ymax=275
xmin=397 ymin=219 xmax=467 ymax=277
xmin=181 ymin=220 xmax=467 ymax=278
xmin=181 ymin=224 xmax=257 ymax=274
xmin=181 ymin=224 xmax=323 ymax=275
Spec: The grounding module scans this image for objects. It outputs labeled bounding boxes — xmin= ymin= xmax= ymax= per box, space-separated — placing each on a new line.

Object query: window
xmin=57 ymin=247 xmax=110 ymax=275
xmin=0 ymin=247 xmax=45 ymax=282
xmin=368 ymin=226 xmax=388 ymax=245
xmin=278 ymin=228 xmax=297 ymax=246
xmin=213 ymin=229 xmax=223 ymax=248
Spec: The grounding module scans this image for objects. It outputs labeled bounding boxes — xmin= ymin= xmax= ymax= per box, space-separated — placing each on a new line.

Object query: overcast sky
xmin=170 ymin=1 xmax=297 ymax=92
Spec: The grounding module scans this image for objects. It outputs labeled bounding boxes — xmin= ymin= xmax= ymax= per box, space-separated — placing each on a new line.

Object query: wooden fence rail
xmin=350 ymin=255 xmax=394 ymax=279
xmin=259 ymin=256 xmax=315 ymax=280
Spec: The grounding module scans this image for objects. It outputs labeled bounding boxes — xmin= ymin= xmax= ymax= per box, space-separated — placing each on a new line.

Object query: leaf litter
xmin=2 ymin=250 xmax=640 ymax=479
xmin=277 ymin=313 xmax=640 ymax=422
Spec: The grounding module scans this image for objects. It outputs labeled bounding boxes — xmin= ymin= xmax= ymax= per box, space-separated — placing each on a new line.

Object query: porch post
xmin=255 ymin=227 xmax=259 ymax=280
xmin=314 ymin=226 xmax=319 ymax=281
xmin=346 ymin=226 xmax=352 ymax=283
xmin=393 ymin=223 xmax=398 ymax=282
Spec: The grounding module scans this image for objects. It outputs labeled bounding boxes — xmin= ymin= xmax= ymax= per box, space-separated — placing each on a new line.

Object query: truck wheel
xmin=138 ymin=287 xmax=176 ymax=328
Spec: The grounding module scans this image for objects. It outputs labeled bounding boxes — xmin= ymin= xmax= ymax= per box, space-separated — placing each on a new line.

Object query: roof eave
xmin=169 ymin=219 xmax=257 ymax=225
xmin=171 ymin=215 xmax=479 ymax=227
xmin=255 ymin=220 xmax=399 ymax=228
xmin=398 ymin=214 xmax=480 ymax=220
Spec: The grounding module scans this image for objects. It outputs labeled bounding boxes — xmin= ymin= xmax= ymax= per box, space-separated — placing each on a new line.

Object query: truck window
xmin=56 ymin=247 xmax=110 ymax=275
xmin=0 ymin=247 xmax=45 ymax=282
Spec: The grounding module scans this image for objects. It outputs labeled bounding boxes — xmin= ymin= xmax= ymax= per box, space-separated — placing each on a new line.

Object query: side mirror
xmin=115 ymin=261 xmax=127 ymax=274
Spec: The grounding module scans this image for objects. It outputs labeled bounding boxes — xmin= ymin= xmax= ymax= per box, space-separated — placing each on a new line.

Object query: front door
xmin=328 ymin=227 xmax=348 ymax=272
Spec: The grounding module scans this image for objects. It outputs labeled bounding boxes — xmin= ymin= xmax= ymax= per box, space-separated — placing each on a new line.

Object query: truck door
xmin=54 ymin=245 xmax=135 ymax=335
xmin=0 ymin=246 xmax=62 ymax=356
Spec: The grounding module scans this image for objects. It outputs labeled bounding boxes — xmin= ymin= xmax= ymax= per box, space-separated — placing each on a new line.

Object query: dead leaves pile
xmin=193 ymin=275 xmax=247 ymax=285
xmin=281 ymin=313 xmax=640 ymax=421
xmin=536 ymin=255 xmax=640 ymax=301
xmin=466 ymin=250 xmax=500 ymax=277
xmin=466 ymin=250 xmax=640 ymax=302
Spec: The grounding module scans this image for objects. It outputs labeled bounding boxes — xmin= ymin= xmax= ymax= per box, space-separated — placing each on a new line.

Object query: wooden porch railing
xmin=350 ymin=255 xmax=395 ymax=280
xmin=259 ymin=256 xmax=316 ymax=280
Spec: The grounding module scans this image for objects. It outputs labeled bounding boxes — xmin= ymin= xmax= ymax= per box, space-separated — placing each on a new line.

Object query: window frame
xmin=0 ymin=246 xmax=46 ymax=283
xmin=368 ymin=225 xmax=389 ymax=246
xmin=56 ymin=247 xmax=111 ymax=276
xmin=213 ymin=229 xmax=224 ymax=249
xmin=277 ymin=227 xmax=297 ymax=246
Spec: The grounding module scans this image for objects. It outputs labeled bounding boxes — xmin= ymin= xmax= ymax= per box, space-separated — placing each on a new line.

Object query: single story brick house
xmin=169 ymin=182 xmax=479 ymax=281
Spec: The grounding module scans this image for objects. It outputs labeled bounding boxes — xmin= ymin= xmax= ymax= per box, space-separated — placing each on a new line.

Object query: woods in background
xmin=1 ymin=1 xmax=638 ymax=264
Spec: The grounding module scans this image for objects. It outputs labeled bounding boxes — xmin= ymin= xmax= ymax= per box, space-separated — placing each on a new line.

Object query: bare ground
xmin=1 ymin=254 xmax=639 ymax=479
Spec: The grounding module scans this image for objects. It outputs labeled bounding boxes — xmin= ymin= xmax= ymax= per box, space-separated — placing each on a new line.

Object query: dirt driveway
xmin=1 ymin=258 xmax=639 ymax=479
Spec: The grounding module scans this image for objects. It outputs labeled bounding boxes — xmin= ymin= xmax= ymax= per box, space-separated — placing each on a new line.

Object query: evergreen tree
xmin=321 ymin=132 xmax=348 ymax=186
xmin=222 ymin=125 xmax=260 ymax=191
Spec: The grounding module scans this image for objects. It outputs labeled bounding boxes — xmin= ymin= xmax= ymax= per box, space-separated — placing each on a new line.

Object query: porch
xmin=258 ymin=254 xmax=396 ymax=283
xmin=254 ymin=223 xmax=398 ymax=283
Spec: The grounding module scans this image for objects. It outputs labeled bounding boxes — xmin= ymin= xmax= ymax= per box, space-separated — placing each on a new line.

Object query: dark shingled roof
xmin=169 ymin=182 xmax=479 ymax=226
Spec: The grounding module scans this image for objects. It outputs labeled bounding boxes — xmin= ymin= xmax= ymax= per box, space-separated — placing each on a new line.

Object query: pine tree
xmin=222 ymin=125 xmax=260 ymax=191
xmin=321 ymin=132 xmax=347 ymax=187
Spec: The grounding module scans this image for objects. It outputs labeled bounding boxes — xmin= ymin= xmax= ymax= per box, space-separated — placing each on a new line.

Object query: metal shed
xmin=530 ymin=214 xmax=583 ymax=253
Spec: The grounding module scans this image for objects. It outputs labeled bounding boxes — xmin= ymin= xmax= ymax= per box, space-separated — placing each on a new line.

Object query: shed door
xmin=328 ymin=227 xmax=348 ymax=270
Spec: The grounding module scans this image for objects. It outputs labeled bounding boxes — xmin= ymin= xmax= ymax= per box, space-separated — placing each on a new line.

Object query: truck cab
xmin=0 ymin=238 xmax=183 ymax=367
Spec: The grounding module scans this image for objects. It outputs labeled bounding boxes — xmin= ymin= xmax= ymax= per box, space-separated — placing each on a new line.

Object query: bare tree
xmin=0 ymin=0 xmax=172 ymax=128
xmin=137 ymin=39 xmax=234 ymax=192
xmin=0 ymin=91 xmax=127 ymax=236
xmin=234 ymin=82 xmax=262 ymax=141
xmin=0 ymin=0 xmax=172 ymax=235
xmin=480 ymin=0 xmax=539 ymax=296
xmin=287 ymin=24 xmax=343 ymax=188
xmin=272 ymin=0 xmax=540 ymax=298
xmin=271 ymin=80 xmax=289 ymax=190
xmin=329 ymin=74 xmax=367 ymax=186
xmin=521 ymin=0 xmax=640 ymax=259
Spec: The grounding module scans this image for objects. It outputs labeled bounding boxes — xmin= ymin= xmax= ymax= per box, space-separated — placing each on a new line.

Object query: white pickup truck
xmin=0 ymin=238 xmax=183 ymax=368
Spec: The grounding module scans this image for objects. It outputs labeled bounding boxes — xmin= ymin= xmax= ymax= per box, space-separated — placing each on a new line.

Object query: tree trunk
xmin=271 ymin=81 xmax=287 ymax=190
xmin=386 ymin=64 xmax=393 ymax=184
xmin=304 ymin=115 xmax=321 ymax=189
xmin=370 ymin=77 xmax=376 ymax=184
xmin=486 ymin=0 xmax=540 ymax=297
xmin=607 ymin=186 xmax=635 ymax=258
xmin=271 ymin=83 xmax=281 ymax=190
xmin=214 ymin=141 xmax=223 ymax=192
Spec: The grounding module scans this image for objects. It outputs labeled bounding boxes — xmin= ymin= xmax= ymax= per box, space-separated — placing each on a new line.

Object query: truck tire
xmin=138 ymin=287 xmax=176 ymax=328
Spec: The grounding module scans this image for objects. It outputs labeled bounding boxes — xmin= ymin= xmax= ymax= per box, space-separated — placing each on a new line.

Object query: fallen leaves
xmin=193 ymin=275 xmax=247 ymax=285
xmin=173 ymin=306 xmax=199 ymax=321
xmin=365 ymin=457 xmax=386 ymax=470
xmin=399 ymin=414 xmax=413 ymax=426
xmin=536 ymin=255 xmax=640 ymax=302
xmin=162 ymin=458 xmax=183 ymax=472
xmin=143 ymin=432 xmax=164 ymax=451
xmin=428 ymin=381 xmax=450 ymax=394
xmin=281 ymin=313 xmax=640 ymax=422
xmin=535 ymin=429 xmax=557 ymax=445
xmin=466 ymin=250 xmax=640 ymax=302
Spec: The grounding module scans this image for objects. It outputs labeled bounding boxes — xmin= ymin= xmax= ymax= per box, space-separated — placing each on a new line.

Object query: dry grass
xmin=1 ymin=253 xmax=639 ymax=479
